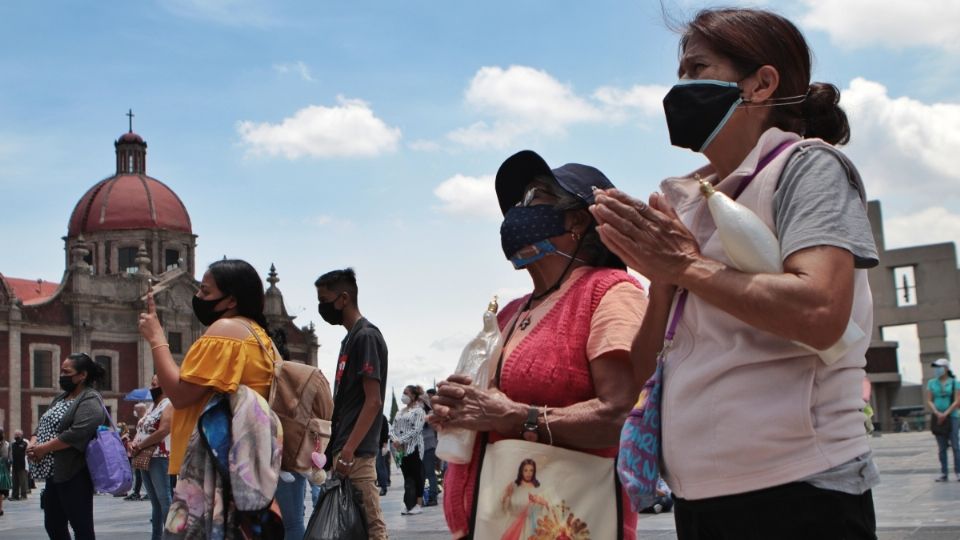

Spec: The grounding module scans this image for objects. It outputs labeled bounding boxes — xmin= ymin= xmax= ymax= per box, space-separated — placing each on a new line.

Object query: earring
xmin=571 ymin=231 xmax=582 ymax=242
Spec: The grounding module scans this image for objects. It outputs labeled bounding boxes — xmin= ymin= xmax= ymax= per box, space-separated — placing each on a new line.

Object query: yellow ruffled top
xmin=168 ymin=323 xmax=274 ymax=474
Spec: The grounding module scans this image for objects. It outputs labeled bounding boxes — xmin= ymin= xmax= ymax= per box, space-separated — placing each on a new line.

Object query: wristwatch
xmin=521 ymin=407 xmax=540 ymax=442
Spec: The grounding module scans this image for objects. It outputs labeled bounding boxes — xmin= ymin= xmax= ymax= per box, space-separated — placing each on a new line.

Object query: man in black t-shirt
xmin=315 ymin=268 xmax=387 ymax=539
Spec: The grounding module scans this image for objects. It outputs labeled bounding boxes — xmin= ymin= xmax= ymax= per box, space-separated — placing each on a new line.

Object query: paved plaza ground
xmin=0 ymin=432 xmax=957 ymax=539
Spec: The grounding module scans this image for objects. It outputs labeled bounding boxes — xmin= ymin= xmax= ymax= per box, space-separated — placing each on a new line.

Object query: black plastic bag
xmin=305 ymin=476 xmax=368 ymax=540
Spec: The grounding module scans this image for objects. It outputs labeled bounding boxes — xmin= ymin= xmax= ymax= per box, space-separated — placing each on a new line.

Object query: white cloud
xmin=881 ymin=207 xmax=960 ymax=252
xmin=159 ymin=0 xmax=277 ymax=27
xmin=841 ymin=78 xmax=960 ymax=204
xmin=237 ymin=96 xmax=401 ymax=159
xmin=446 ymin=65 xmax=668 ymax=149
xmin=432 ymin=174 xmax=500 ymax=220
xmin=408 ymin=139 xmax=441 ymax=152
xmin=798 ymin=0 xmax=960 ymax=51
xmin=447 ymin=65 xmax=604 ymax=149
xmin=593 ymin=84 xmax=670 ymax=117
xmin=273 ymin=61 xmax=314 ymax=82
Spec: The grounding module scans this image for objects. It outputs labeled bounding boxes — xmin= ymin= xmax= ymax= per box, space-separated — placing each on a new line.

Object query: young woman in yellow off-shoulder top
xmin=138 ymin=259 xmax=275 ymax=474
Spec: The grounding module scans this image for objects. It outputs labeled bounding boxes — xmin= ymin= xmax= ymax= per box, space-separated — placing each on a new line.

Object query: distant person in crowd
xmin=139 ymin=259 xmax=279 ymax=535
xmin=0 ymin=429 xmax=9 ymax=516
xmin=27 ymin=353 xmax=108 ymax=540
xmin=130 ymin=375 xmax=173 ymax=540
xmin=926 ymin=358 xmax=959 ymax=482
xmin=431 ymin=150 xmax=645 ymax=539
xmin=125 ymin=405 xmax=148 ymax=501
xmin=11 ymin=430 xmax=29 ymax=501
xmin=421 ymin=388 xmax=440 ymax=506
xmin=377 ymin=413 xmax=391 ymax=496
xmin=316 ymin=267 xmax=388 ymax=539
xmin=391 ymin=385 xmax=427 ymax=515
xmin=591 ymin=7 xmax=880 ymax=539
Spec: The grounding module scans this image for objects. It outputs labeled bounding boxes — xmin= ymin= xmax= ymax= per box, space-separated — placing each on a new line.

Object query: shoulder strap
xmin=91 ymin=391 xmax=116 ymax=430
xmin=233 ymin=319 xmax=283 ymax=405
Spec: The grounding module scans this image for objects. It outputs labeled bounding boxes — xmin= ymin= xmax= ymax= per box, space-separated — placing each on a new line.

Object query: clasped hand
xmin=589 ymin=188 xmax=701 ymax=286
xmin=429 ymin=374 xmax=519 ymax=435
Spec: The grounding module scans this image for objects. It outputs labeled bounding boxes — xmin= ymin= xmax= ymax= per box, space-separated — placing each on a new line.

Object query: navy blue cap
xmin=495 ymin=150 xmax=615 ymax=216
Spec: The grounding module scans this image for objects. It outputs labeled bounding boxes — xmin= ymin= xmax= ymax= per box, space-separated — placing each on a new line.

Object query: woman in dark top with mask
xmin=27 ymin=353 xmax=107 ymax=540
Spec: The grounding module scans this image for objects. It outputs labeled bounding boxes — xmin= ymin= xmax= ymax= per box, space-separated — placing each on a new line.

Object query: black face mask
xmin=150 ymin=387 xmax=163 ymax=402
xmin=663 ymin=80 xmax=743 ymax=153
xmin=192 ymin=295 xmax=228 ymax=326
xmin=59 ymin=375 xmax=79 ymax=392
xmin=500 ymin=205 xmax=568 ymax=266
xmin=318 ymin=299 xmax=344 ymax=326
xmin=15 ymin=436 xmax=22 ymax=442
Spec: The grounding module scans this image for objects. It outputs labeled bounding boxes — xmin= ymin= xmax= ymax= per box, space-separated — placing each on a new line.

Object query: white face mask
xmin=401 ymin=395 xmax=411 ymax=405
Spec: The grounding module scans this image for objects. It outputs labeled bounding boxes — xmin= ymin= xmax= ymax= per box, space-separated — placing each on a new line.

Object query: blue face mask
xmin=500 ymin=205 xmax=568 ymax=268
xmin=934 ymin=366 xmax=946 ymax=378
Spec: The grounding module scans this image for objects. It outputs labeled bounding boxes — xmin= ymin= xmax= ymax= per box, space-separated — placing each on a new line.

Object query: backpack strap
xmin=233 ymin=319 xmax=283 ymax=406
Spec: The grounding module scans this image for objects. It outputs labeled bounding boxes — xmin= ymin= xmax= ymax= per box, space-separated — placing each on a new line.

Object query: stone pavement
xmin=0 ymin=432 xmax=957 ymax=539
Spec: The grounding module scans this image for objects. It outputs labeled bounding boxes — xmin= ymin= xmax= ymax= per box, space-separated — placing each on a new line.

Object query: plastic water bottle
xmin=435 ymin=296 xmax=502 ymax=464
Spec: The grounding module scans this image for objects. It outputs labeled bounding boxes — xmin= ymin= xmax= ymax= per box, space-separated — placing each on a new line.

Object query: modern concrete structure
xmin=865 ymin=200 xmax=960 ymax=431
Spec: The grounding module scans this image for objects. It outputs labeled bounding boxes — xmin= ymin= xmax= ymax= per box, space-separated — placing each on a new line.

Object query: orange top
xmin=168 ymin=323 xmax=274 ymax=474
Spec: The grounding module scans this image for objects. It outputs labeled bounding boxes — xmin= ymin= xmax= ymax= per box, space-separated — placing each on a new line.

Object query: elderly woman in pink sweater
xmin=592 ymin=7 xmax=879 ymax=540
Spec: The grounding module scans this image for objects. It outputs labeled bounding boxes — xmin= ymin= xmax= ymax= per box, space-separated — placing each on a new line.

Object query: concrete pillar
xmin=8 ymin=305 xmax=22 ymax=433
xmin=918 ymin=319 xmax=948 ymax=382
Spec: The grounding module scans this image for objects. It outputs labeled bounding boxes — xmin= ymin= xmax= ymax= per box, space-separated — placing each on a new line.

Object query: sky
xmin=1 ymin=0 xmax=959 ymax=396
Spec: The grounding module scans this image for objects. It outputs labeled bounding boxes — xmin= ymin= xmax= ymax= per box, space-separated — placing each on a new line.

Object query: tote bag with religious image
xmin=472 ymin=439 xmax=621 ymax=540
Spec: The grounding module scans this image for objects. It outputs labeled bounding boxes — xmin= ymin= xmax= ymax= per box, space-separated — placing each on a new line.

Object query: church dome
xmin=66 ymin=129 xmax=192 ymax=237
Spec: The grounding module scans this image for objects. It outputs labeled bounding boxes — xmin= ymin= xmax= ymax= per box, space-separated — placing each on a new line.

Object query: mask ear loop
xmin=741 ymin=93 xmax=807 ymax=108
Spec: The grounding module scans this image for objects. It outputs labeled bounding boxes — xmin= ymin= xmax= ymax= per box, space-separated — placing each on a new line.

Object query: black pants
xmin=12 ymin=469 xmax=29 ymax=499
xmin=400 ymin=448 xmax=424 ymax=511
xmin=42 ymin=470 xmax=96 ymax=540
xmin=674 ymin=482 xmax=876 ymax=540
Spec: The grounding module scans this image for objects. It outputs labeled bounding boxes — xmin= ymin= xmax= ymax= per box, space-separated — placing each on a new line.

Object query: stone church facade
xmin=0 ymin=127 xmax=317 ymax=435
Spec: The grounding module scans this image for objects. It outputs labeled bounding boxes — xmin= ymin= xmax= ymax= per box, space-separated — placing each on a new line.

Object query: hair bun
xmin=803 ymin=82 xmax=850 ymax=145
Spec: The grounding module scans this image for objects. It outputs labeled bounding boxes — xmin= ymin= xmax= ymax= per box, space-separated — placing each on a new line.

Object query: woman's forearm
xmin=676 ymin=246 xmax=855 ymax=350
xmin=544 ymin=398 xmax=628 ymax=449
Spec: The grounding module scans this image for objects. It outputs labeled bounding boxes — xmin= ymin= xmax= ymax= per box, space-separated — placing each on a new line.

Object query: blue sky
xmin=2 ymin=0 xmax=959 ymax=392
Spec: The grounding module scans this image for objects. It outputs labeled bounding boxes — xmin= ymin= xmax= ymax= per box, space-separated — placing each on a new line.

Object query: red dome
xmin=68 ymin=174 xmax=192 ymax=236
xmin=118 ymin=131 xmax=145 ymax=144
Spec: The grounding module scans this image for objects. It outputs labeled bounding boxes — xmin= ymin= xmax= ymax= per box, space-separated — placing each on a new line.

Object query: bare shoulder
xmin=204 ymin=317 xmax=254 ymax=340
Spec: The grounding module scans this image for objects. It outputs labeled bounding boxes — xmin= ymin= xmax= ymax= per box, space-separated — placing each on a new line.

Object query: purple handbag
xmin=85 ymin=397 xmax=133 ymax=495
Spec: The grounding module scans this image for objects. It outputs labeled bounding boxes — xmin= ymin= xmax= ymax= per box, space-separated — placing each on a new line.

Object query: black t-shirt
xmin=329 ymin=318 xmax=388 ymax=458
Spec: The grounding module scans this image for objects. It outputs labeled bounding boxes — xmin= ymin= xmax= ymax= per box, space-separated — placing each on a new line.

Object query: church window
xmin=894 ymin=266 xmax=917 ymax=307
xmin=118 ymin=247 xmax=138 ymax=274
xmin=95 ymin=355 xmax=113 ymax=392
xmin=33 ymin=349 xmax=54 ymax=387
xmin=165 ymin=249 xmax=180 ymax=271
xmin=168 ymin=332 xmax=183 ymax=354
xmin=128 ymin=154 xmax=134 ymax=173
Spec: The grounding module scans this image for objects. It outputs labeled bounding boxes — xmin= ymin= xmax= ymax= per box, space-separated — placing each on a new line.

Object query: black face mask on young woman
xmin=318 ymin=299 xmax=344 ymax=326
xmin=149 ymin=386 xmax=163 ymax=402
xmin=59 ymin=374 xmax=79 ymax=392
xmin=662 ymin=80 xmax=744 ymax=153
xmin=192 ymin=295 xmax=228 ymax=326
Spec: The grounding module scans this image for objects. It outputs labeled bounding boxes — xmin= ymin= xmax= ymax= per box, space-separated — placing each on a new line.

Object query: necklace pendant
xmin=519 ymin=317 xmax=531 ymax=330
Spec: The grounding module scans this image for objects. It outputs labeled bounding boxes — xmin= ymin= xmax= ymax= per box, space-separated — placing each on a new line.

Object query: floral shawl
xmin=165 ymin=385 xmax=284 ymax=539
